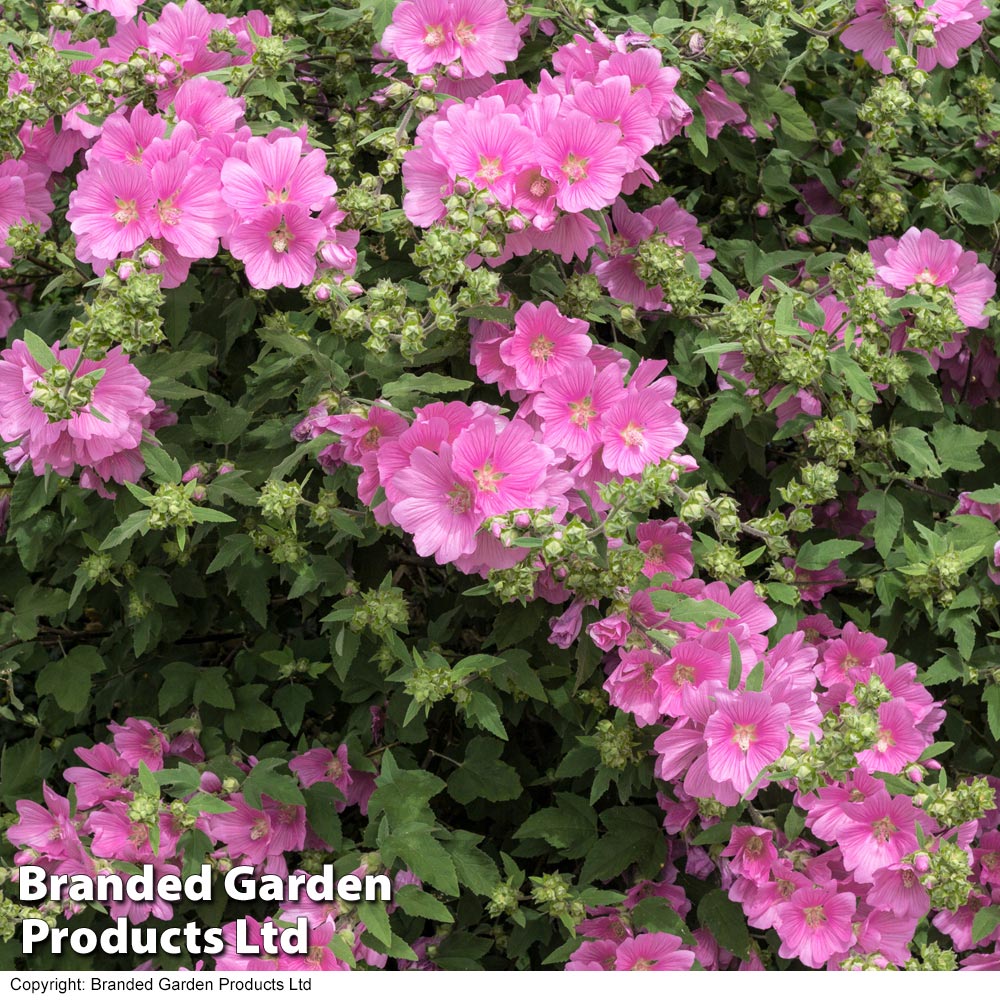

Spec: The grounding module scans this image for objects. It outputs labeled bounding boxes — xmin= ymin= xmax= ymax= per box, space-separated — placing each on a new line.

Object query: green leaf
xmin=893 ymin=427 xmax=941 ymax=477
xmin=931 ymin=423 xmax=987 ymax=473
xmin=274 ymin=685 xmax=310 ymax=735
xmin=859 ymin=491 xmax=904 ymax=560
xmin=745 ymin=661 xmax=765 ymax=692
xmin=140 ymin=443 xmax=182 ymax=484
xmin=241 ymin=758 xmax=305 ymax=808
xmin=945 ymin=183 xmax=1000 ymax=226
xmin=579 ymin=807 xmax=665 ymax=884
xmin=447 ymin=737 xmax=522 ymax=804
xmin=630 ymin=897 xmax=696 ymax=942
xmin=302 ymin=784 xmax=343 ymax=850
xmin=697 ymin=889 xmax=750 ymax=959
xmin=702 ymin=392 xmax=752 ymax=435
xmin=971 ymin=905 xmax=1000 ymax=944
xmin=727 ymin=634 xmax=743 ymax=690
xmin=917 ymin=741 xmax=954 ymax=762
xmin=985 ymin=687 xmax=1000 ymax=742
xmin=795 ymin=539 xmax=863 ymax=570
xmin=36 ymin=646 xmax=105 ymax=714
xmin=394 ymin=884 xmax=454 ymax=923
xmin=381 ymin=373 xmax=472 ymax=401
xmin=22 ymin=331 xmax=57 ymax=370
xmin=514 ymin=793 xmax=598 ymax=859
xmin=355 ymin=900 xmax=391 ymax=946
xmin=138 ymin=762 xmax=159 ymax=798
xmin=763 ymin=86 xmax=816 ymax=141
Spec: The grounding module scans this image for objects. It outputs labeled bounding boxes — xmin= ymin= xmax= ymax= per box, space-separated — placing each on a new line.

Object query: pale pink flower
xmin=536 ymin=111 xmax=632 ymax=213
xmin=66 ymin=160 xmax=155 ymax=263
xmin=703 ymin=690 xmax=790 ymax=795
xmin=499 ymin=301 xmax=592 ymax=392
xmin=614 ymin=932 xmax=695 ymax=971
xmin=870 ymin=227 xmax=996 ymax=329
xmin=381 ymin=0 xmax=458 ymax=73
xmin=774 ymin=886 xmax=856 ymax=969
xmin=229 ymin=204 xmax=326 ymax=289
xmin=532 ymin=358 xmax=625 ymax=459
xmin=604 ymin=648 xmax=669 ymax=727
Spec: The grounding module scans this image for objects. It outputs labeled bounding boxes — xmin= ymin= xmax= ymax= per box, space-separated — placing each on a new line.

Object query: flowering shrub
xmin=1 ymin=0 xmax=1000 ymax=974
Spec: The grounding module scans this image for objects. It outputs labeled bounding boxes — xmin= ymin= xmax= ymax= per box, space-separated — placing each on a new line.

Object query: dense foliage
xmin=1 ymin=0 xmax=1000 ymax=974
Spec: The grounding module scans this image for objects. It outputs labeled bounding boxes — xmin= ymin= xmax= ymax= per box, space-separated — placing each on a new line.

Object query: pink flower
xmin=604 ymin=648 xmax=668 ymax=727
xmin=450 ymin=415 xmax=552 ymax=517
xmin=391 ymin=442 xmax=481 ymax=563
xmin=441 ymin=105 xmax=535 ymax=201
xmin=536 ymin=111 xmax=632 ymax=213
xmin=0 ymin=340 xmax=156 ymax=486
xmin=637 ymin=518 xmax=694 ymax=581
xmin=871 ymin=227 xmax=996 ymax=330
xmin=594 ymin=198 xmax=714 ymax=312
xmin=173 ymin=77 xmax=245 ymax=139
xmin=66 ymin=160 xmax=155 ymax=263
xmin=382 ymin=0 xmax=458 ymax=73
xmin=841 ymin=0 xmax=988 ymax=73
xmin=774 ymin=886 xmax=856 ymax=969
xmin=855 ymin=698 xmax=927 ymax=774
xmin=587 ymin=613 xmax=630 ymax=651
xmin=837 ymin=789 xmax=923 ymax=882
xmin=532 ymin=358 xmax=625 ymax=459
xmin=449 ymin=0 xmax=522 ymax=77
xmin=499 ymin=302 xmax=592 ymax=392
xmin=600 ymin=385 xmax=687 ymax=476
xmin=869 ymin=862 xmax=930 ymax=920
xmin=148 ymin=152 xmax=227 ymax=259
xmin=722 ymin=826 xmax=778 ymax=884
xmin=221 ymin=136 xmax=335 ymax=218
xmin=109 ymin=718 xmax=168 ymax=771
xmin=655 ymin=639 xmax=728 ymax=718
xmin=703 ymin=690 xmax=791 ymax=795
xmin=614 ymin=932 xmax=695 ymax=971
xmin=8 ymin=785 xmax=76 ymax=856
xmin=229 ymin=204 xmax=326 ymax=289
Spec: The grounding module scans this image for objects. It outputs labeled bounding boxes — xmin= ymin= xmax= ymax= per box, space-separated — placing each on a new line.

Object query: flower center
xmin=249 ymin=817 xmax=270 ymax=841
xmin=561 ymin=153 xmax=589 ymax=184
xmin=473 ymin=461 xmax=504 ymax=493
xmin=843 ymin=653 xmax=859 ymax=669
xmin=327 ymin=757 xmax=344 ymax=779
xmin=113 ymin=198 xmax=139 ymax=225
xmin=530 ymin=334 xmax=554 ymax=361
xmin=982 ymin=852 xmax=1000 ymax=872
xmin=361 ymin=427 xmax=382 ymax=450
xmin=731 ymin=723 xmax=756 ymax=753
xmin=631 ymin=958 xmax=656 ymax=971
xmin=307 ymin=946 xmax=326 ymax=966
xmin=447 ymin=483 xmax=473 ymax=514
xmin=901 ymin=869 xmax=915 ymax=887
xmin=803 ymin=904 xmax=826 ymax=929
xmin=423 ymin=23 xmax=446 ymax=47
xmin=746 ymin=835 xmax=763 ymax=857
xmin=874 ymin=727 xmax=895 ymax=754
xmin=672 ymin=661 xmax=694 ymax=685
xmin=529 ymin=176 xmax=552 ymax=199
xmin=871 ymin=815 xmax=897 ymax=842
xmin=454 ymin=19 xmax=477 ymax=46
xmin=157 ymin=196 xmax=181 ymax=227
xmin=270 ymin=222 xmax=293 ymax=253
xmin=619 ymin=421 xmax=645 ymax=447
xmin=477 ymin=155 xmax=503 ymax=184
xmin=568 ymin=396 xmax=597 ymax=428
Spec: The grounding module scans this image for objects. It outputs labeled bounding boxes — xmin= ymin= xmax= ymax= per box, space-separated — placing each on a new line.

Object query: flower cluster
xmin=0 ymin=339 xmax=166 ymax=496
xmin=398 ymin=28 xmax=694 ymax=264
xmin=6 ymin=718 xmax=381 ymax=967
xmin=841 ymin=0 xmax=990 ymax=74
xmin=300 ymin=298 xmax=688 ymax=571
